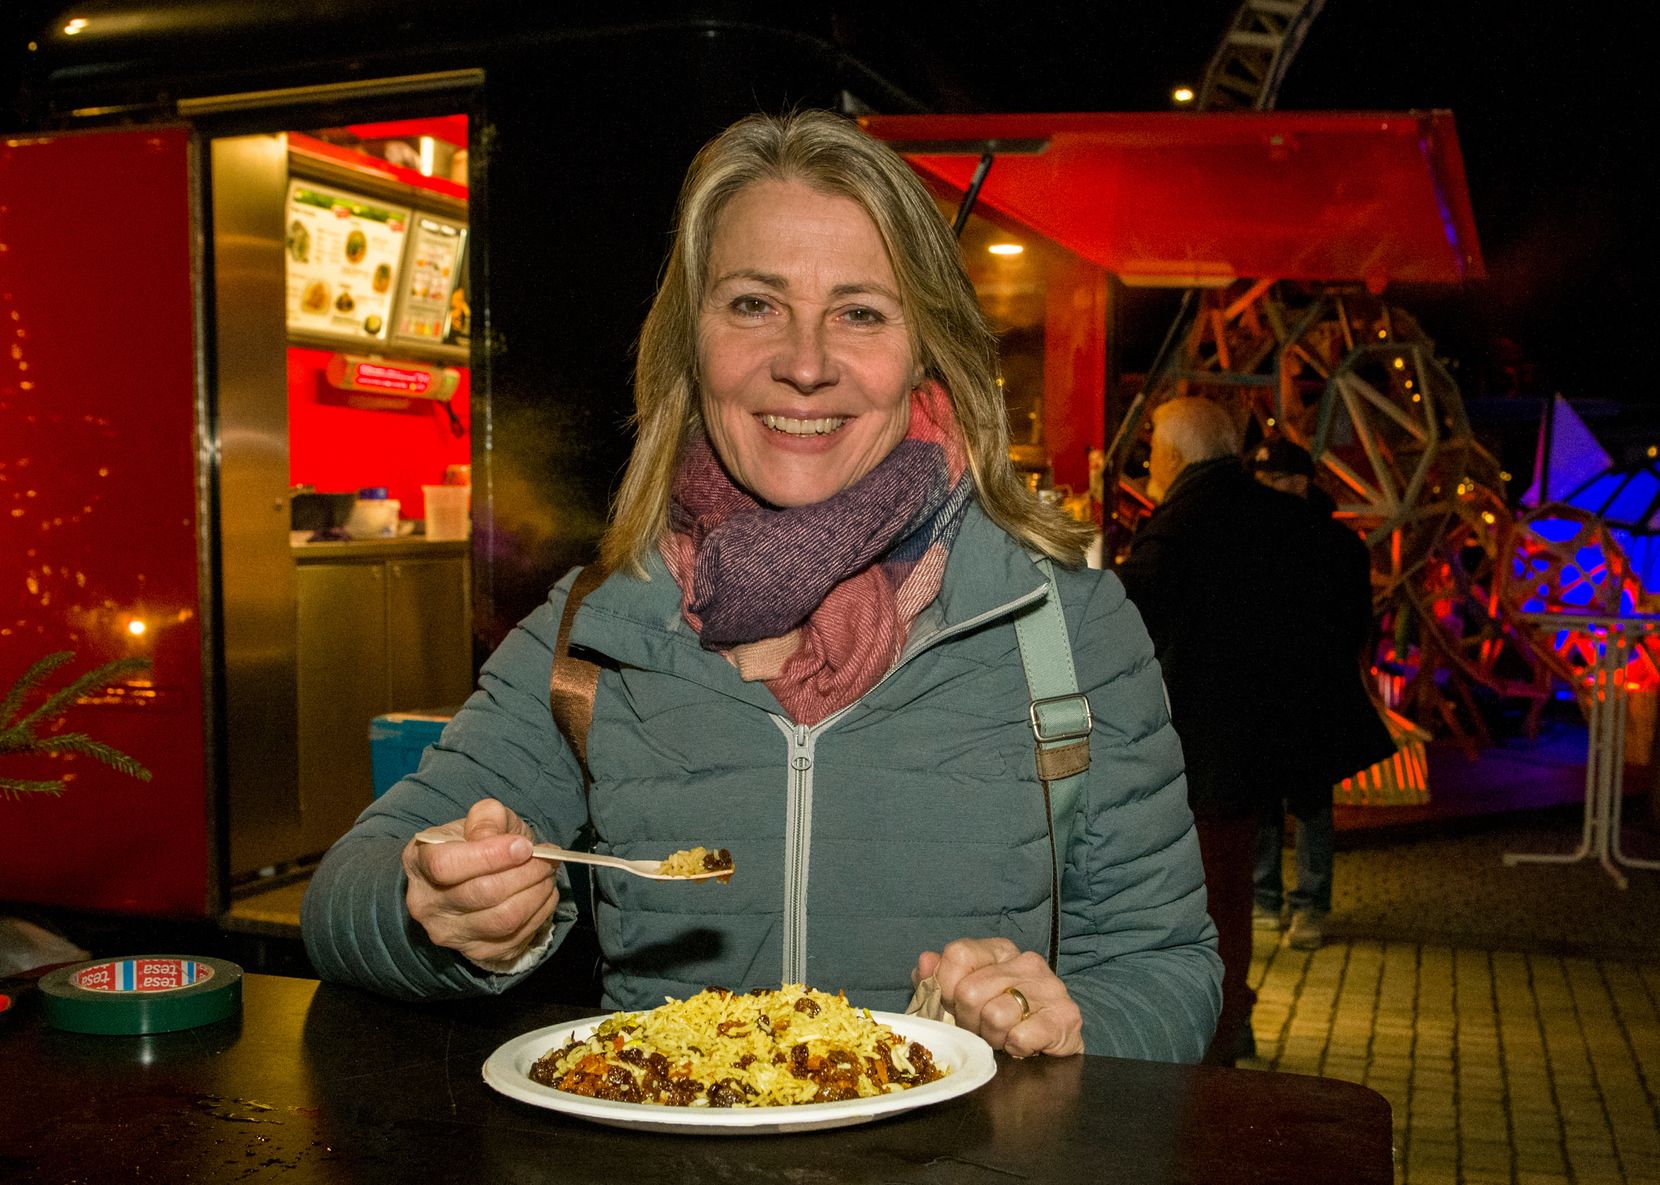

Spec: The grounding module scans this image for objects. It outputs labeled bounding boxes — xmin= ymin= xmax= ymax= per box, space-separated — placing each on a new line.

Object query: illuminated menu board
xmin=391 ymin=213 xmax=468 ymax=347
xmin=285 ymin=179 xmax=411 ymax=344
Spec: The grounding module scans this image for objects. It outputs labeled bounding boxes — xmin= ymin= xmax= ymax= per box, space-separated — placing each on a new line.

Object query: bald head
xmin=1147 ymin=398 xmax=1242 ymax=502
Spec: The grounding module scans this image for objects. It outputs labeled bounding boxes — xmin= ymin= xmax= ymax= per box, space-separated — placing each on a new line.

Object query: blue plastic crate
xmin=369 ymin=711 xmax=454 ymax=798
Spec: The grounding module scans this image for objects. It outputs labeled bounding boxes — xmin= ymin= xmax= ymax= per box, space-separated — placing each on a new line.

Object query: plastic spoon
xmin=412 ymin=827 xmax=731 ymax=881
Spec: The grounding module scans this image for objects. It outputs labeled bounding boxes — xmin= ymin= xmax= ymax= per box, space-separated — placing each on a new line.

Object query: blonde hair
xmin=601 ymin=109 xmax=1092 ymax=574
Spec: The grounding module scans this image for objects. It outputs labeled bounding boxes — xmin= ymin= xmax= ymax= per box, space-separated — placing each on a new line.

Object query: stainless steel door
xmin=213 ymin=133 xmax=303 ymax=877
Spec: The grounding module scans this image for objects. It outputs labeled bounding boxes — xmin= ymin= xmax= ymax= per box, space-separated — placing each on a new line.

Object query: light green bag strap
xmin=1013 ymin=556 xmax=1092 ymax=969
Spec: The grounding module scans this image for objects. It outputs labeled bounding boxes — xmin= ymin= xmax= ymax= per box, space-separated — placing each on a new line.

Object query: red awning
xmin=859 ymin=111 xmax=1485 ymax=289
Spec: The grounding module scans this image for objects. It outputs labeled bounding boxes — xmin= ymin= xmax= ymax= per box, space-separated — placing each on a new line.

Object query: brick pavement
xmin=1242 ymin=929 xmax=1660 ymax=1184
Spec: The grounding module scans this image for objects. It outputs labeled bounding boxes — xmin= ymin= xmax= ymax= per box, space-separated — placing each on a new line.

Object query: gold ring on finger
xmin=1004 ymin=985 xmax=1031 ymax=1022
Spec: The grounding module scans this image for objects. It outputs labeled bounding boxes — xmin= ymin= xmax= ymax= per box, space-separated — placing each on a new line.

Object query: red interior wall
xmin=287 ymin=347 xmax=471 ymax=514
xmin=287 ymin=116 xmax=471 ymax=516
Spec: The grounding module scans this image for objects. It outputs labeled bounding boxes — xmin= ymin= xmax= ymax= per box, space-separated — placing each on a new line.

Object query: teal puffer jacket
xmin=302 ymin=505 xmax=1222 ymax=1062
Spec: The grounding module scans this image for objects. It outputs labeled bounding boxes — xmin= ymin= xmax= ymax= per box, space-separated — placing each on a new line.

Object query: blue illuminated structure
xmin=1556 ymin=464 xmax=1660 ymax=595
xmin=1522 ymin=393 xmax=1660 ymax=598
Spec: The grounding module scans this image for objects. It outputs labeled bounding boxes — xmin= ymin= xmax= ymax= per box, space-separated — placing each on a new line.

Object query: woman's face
xmin=696 ymin=180 xmax=917 ymax=508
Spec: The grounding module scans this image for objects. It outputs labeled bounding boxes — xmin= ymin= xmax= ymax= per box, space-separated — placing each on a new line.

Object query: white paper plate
xmin=482 ymin=1010 xmax=996 ymax=1135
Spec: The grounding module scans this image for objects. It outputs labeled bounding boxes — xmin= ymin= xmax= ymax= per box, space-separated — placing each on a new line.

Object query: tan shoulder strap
xmin=549 ymin=561 xmax=611 ymax=781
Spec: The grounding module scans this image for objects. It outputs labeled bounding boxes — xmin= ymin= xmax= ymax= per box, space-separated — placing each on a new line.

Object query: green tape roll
xmin=40 ymin=955 xmax=242 ymax=1035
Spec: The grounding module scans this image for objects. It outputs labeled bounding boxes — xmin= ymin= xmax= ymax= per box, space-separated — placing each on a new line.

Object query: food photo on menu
xmin=284 ymin=179 xmax=410 ymax=343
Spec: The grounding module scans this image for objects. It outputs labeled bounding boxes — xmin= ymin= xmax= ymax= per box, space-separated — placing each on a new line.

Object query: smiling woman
xmin=303 ymin=110 xmax=1222 ymax=1068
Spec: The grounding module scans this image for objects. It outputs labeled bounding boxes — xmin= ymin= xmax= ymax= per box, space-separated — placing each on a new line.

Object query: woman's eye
xmin=730 ymin=296 xmax=771 ymax=316
xmin=842 ymin=306 xmax=886 ymax=325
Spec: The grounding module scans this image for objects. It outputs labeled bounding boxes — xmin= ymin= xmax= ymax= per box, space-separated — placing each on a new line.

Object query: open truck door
xmin=0 ymin=126 xmax=215 ymax=916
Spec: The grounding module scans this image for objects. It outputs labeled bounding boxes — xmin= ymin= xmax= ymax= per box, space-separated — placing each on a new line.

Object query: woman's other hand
xmin=914 ymin=937 xmax=1084 ymax=1057
xmin=402 ymin=798 xmax=558 ymax=967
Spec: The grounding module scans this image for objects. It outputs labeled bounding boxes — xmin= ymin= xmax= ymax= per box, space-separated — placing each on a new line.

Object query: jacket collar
xmin=568 ymin=499 xmax=1048 ymax=714
xmin=932 ymin=499 xmax=1050 ymax=627
xmin=1159 ymin=453 xmax=1243 ymax=508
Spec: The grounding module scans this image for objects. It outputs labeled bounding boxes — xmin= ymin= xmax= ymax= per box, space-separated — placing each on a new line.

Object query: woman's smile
xmin=758 ymin=413 xmax=848 ymax=436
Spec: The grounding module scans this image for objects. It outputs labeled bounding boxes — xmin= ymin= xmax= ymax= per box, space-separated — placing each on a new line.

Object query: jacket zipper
xmin=773 ymin=579 xmax=1051 ymax=986
xmin=781 ymin=722 xmax=814 ymax=984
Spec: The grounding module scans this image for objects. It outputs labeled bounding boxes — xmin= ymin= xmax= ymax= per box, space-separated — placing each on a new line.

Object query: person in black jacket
xmin=1116 ymin=398 xmax=1326 ymax=1065
xmin=1246 ymin=439 xmax=1394 ymax=951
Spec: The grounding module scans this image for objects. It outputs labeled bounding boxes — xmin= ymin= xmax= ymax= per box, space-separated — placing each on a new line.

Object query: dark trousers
xmin=1194 ymin=814 xmax=1259 ymax=1066
xmin=1255 ymin=800 xmax=1334 ymax=916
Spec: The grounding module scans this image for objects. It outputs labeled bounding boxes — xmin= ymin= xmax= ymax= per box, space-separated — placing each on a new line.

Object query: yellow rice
xmin=529 ymin=984 xmax=944 ymax=1107
xmin=656 ymin=846 xmax=732 ymax=877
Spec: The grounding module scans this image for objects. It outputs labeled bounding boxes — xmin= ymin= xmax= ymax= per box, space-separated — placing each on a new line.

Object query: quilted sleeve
xmin=300 ymin=570 xmax=592 ymax=1000
xmin=1055 ymin=568 xmax=1223 ymax=1061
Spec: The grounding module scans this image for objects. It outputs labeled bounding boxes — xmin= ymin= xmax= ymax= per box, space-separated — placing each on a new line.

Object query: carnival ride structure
xmin=1132 ymin=3 xmax=1657 ymax=751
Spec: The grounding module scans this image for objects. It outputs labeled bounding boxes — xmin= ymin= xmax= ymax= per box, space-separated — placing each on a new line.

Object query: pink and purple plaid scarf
xmin=662 ymin=382 xmax=973 ymax=724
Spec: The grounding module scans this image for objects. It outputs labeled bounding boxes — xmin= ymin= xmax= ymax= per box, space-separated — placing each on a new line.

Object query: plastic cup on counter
xmin=423 ymin=484 xmax=470 ymax=540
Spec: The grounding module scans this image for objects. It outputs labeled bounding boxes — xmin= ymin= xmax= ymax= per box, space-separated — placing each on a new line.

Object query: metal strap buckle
xmin=1029 ymin=693 xmax=1093 ymax=744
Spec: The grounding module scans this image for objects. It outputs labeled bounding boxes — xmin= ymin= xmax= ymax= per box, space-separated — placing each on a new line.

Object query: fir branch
xmin=16 ymin=656 xmax=152 ymax=735
xmin=0 ymin=776 xmax=68 ymax=800
xmin=1 ymin=652 xmax=155 ymax=797
xmin=0 ymin=650 xmax=75 ymax=728
xmin=29 ymin=732 xmax=152 ymax=782
xmin=0 ymin=721 xmax=42 ymax=755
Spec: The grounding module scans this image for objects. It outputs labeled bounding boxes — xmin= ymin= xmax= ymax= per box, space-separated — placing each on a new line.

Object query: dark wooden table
xmin=0 ymin=973 xmax=1393 ymax=1184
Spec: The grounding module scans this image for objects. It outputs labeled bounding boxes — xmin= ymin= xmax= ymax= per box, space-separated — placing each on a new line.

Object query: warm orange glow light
xmin=987 ymin=243 xmax=1024 ymax=256
xmin=63 ymin=17 xmax=88 ymax=34
xmin=126 ymin=619 xmax=147 ymax=637
xmin=1171 ymin=87 xmax=1195 ymax=104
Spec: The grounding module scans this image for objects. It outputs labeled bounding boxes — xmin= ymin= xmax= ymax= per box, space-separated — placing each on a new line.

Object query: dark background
xmin=3 ymin=2 xmax=1641 ymax=413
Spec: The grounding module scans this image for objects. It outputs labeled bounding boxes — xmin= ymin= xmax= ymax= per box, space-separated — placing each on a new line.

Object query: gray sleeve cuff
xmin=465 ymin=912 xmax=559 ymax=976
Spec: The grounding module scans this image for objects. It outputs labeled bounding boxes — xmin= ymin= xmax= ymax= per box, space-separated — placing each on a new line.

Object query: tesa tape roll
xmin=40 ymin=955 xmax=243 ymax=1035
